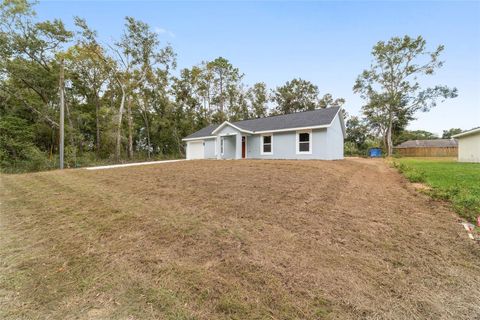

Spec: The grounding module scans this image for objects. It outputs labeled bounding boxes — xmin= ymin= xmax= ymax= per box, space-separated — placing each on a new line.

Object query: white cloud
xmin=154 ymin=27 xmax=175 ymax=38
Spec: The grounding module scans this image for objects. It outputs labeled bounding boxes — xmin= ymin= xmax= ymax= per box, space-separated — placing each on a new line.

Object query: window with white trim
xmin=297 ymin=130 xmax=312 ymax=154
xmin=220 ymin=137 xmax=224 ymax=155
xmin=261 ymin=135 xmax=272 ymax=154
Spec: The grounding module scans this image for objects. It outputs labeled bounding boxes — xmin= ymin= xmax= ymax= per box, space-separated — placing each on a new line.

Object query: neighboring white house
xmin=452 ymin=127 xmax=480 ymax=163
xmin=182 ymin=107 xmax=345 ymax=160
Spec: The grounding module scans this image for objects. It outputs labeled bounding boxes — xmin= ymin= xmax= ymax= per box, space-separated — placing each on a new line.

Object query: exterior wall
xmin=204 ymin=138 xmax=217 ymax=159
xmin=246 ymin=114 xmax=344 ymax=160
xmin=324 ymin=113 xmax=345 ymax=160
xmin=215 ymin=125 xmax=242 ymax=159
xmin=457 ymin=132 xmax=480 ymax=163
xmin=188 ymin=114 xmax=345 ymax=160
xmin=395 ymin=147 xmax=458 ymax=157
xmin=222 ymin=136 xmax=237 ymax=159
xmin=186 ymin=140 xmax=204 ymax=160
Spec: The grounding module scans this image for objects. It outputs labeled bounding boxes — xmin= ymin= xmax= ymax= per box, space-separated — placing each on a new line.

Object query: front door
xmin=241 ymin=136 xmax=246 ymax=159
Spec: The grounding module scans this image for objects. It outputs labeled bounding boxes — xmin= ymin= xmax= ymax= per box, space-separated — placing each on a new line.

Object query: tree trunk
xmin=386 ymin=116 xmax=393 ymax=156
xmin=126 ymin=97 xmax=134 ymax=159
xmin=115 ymin=87 xmax=126 ymax=161
xmin=219 ymin=71 xmax=223 ymax=113
xmin=95 ymin=93 xmax=101 ymax=156
xmin=145 ymin=116 xmax=151 ymax=159
xmin=64 ymin=91 xmax=77 ymax=166
xmin=173 ymin=126 xmax=183 ymax=156
xmin=139 ymin=97 xmax=151 ymax=159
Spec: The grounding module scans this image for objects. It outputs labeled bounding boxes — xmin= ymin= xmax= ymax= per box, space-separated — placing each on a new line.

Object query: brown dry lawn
xmin=1 ymin=159 xmax=479 ymax=319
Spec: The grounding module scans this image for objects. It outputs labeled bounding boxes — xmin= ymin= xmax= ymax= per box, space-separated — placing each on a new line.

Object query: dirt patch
xmin=411 ymin=182 xmax=432 ymax=191
xmin=1 ymin=159 xmax=479 ymax=319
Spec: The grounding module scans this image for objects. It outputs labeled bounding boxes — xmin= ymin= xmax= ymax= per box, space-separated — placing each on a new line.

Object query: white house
xmin=182 ymin=107 xmax=345 ymax=160
xmin=452 ymin=127 xmax=480 ymax=163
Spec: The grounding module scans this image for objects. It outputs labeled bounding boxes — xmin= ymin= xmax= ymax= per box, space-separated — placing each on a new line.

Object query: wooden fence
xmin=394 ymin=147 xmax=458 ymax=157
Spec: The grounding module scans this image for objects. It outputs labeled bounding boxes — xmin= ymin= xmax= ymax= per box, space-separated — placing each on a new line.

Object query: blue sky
xmin=37 ymin=1 xmax=480 ymax=135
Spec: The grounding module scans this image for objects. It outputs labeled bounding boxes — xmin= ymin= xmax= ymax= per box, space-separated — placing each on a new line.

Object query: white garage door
xmin=187 ymin=141 xmax=204 ymax=159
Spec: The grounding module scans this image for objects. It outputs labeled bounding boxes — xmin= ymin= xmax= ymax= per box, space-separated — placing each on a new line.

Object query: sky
xmin=36 ymin=0 xmax=480 ymax=136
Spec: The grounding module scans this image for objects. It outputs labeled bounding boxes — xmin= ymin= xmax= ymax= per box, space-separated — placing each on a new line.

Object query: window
xmin=297 ymin=131 xmax=312 ymax=154
xmin=220 ymin=137 xmax=224 ymax=155
xmin=261 ymin=134 xmax=272 ymax=155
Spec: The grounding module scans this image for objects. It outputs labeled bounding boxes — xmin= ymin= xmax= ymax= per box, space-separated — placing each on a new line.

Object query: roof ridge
xmin=183 ymin=106 xmax=342 ymax=140
xmin=233 ymin=106 xmax=340 ymax=125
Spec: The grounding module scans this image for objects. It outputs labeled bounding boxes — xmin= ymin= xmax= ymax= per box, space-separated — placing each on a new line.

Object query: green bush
xmin=453 ymin=193 xmax=480 ymax=222
xmin=0 ymin=116 xmax=54 ymax=172
xmin=404 ymin=169 xmax=426 ymax=183
xmin=392 ymin=160 xmax=426 ymax=183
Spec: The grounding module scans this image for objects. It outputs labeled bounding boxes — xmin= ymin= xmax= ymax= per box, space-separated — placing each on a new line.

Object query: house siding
xmin=184 ymin=111 xmax=345 ymax=160
xmin=246 ymin=113 xmax=344 ymax=160
xmin=324 ymin=113 xmax=344 ymax=160
xmin=215 ymin=125 xmax=243 ymax=159
xmin=457 ymin=132 xmax=480 ymax=163
xmin=204 ymin=138 xmax=216 ymax=159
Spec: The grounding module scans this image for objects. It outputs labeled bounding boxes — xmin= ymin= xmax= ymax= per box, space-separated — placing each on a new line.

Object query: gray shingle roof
xmin=183 ymin=107 xmax=341 ymax=139
xmin=184 ymin=124 xmax=220 ymax=139
xmin=394 ymin=139 xmax=458 ymax=148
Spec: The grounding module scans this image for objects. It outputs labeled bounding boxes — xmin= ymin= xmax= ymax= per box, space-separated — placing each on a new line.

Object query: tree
xmin=225 ymin=84 xmax=248 ymax=122
xmin=247 ymin=82 xmax=269 ymax=118
xmin=345 ymin=116 xmax=371 ymax=152
xmin=272 ymin=78 xmax=319 ymax=114
xmin=394 ymin=130 xmax=438 ymax=145
xmin=172 ymin=66 xmax=207 ymax=127
xmin=172 ymin=58 xmax=245 ymax=124
xmin=354 ymin=35 xmax=457 ymax=156
xmin=0 ymin=0 xmax=72 ymax=164
xmin=109 ymin=16 xmax=175 ymax=159
xmin=69 ymin=17 xmax=111 ymax=155
xmin=318 ymin=93 xmax=345 ymax=109
xmin=272 ymin=79 xmax=344 ymax=114
xmin=442 ymin=128 xmax=462 ymax=139
xmin=205 ymin=57 xmax=243 ymax=122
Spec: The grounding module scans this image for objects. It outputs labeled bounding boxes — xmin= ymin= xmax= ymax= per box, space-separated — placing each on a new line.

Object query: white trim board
xmin=296 ymin=130 xmax=313 ymax=155
xmin=211 ymin=121 xmax=254 ymax=135
xmin=182 ymin=136 xmax=216 ymax=142
xmin=452 ymin=127 xmax=480 ymax=138
xmin=260 ymin=133 xmax=273 ymax=155
xmin=254 ymin=124 xmax=329 ymax=134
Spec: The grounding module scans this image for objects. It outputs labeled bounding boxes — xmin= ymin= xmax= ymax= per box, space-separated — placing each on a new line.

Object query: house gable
xmin=211 ymin=121 xmax=252 ymax=135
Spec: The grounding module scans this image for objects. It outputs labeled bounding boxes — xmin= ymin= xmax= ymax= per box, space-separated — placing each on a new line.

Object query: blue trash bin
xmin=368 ymin=148 xmax=382 ymax=158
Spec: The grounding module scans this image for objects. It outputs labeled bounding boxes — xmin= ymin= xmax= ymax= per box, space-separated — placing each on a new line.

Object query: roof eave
xmin=182 ymin=136 xmax=216 ymax=142
xmin=452 ymin=128 xmax=480 ymax=138
xmin=253 ymin=124 xmax=330 ymax=134
xmin=336 ymin=107 xmax=346 ymax=138
xmin=245 ymin=107 xmax=344 ymax=135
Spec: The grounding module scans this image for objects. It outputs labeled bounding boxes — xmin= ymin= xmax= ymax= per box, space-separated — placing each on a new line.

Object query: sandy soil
xmin=1 ymin=158 xmax=479 ymax=319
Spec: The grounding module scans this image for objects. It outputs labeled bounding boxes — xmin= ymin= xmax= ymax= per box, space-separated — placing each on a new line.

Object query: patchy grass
xmin=394 ymin=157 xmax=480 ymax=223
xmin=0 ymin=151 xmax=181 ymax=173
xmin=1 ymin=159 xmax=479 ymax=319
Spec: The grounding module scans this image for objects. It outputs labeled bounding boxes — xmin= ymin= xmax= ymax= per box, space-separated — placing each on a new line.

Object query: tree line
xmin=0 ymin=0 xmax=346 ymax=171
xmin=0 ymin=1 xmax=457 ymax=172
